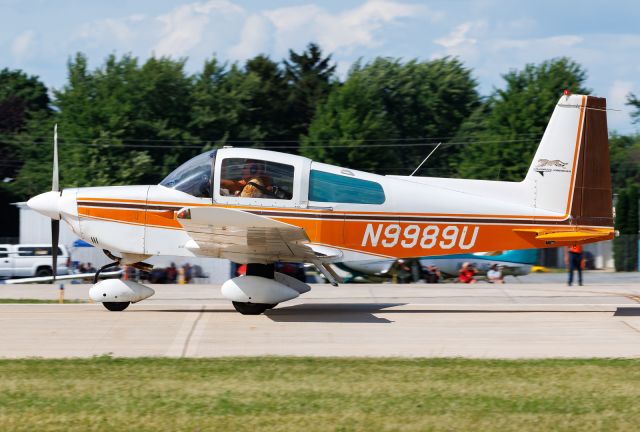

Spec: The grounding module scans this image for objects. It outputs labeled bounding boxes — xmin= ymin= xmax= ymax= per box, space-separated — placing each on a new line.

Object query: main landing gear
xmin=103 ymin=302 xmax=131 ymax=312
xmin=222 ymin=263 xmax=311 ymax=315
xmin=231 ymin=264 xmax=278 ymax=315
xmin=232 ymin=301 xmax=277 ymax=315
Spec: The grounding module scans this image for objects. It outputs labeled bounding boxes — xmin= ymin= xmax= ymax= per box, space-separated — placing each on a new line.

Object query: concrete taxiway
xmin=1 ymin=277 xmax=639 ymax=358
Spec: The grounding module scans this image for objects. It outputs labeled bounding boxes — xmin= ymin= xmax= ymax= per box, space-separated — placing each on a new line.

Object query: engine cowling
xmin=89 ymin=279 xmax=155 ymax=303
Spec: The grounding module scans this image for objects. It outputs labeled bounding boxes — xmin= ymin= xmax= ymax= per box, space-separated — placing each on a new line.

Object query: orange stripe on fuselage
xmin=78 ymin=202 xmax=612 ymax=258
xmin=272 ymin=217 xmax=613 ymax=258
xmin=78 ymin=206 xmax=181 ymax=229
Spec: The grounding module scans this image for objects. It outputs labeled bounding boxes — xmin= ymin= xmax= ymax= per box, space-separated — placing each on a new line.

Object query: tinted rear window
xmin=0 ymin=248 xmax=6 ymax=258
xmin=309 ymin=170 xmax=385 ymax=204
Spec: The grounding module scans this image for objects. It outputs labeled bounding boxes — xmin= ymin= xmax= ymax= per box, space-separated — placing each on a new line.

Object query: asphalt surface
xmin=0 ymin=272 xmax=639 ymax=358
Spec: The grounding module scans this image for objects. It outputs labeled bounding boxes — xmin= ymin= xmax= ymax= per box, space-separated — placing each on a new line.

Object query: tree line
xmin=0 ymin=44 xmax=638 ymax=269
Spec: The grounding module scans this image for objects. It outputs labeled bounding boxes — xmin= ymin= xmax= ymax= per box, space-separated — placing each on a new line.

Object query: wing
xmin=176 ymin=206 xmax=339 ymax=265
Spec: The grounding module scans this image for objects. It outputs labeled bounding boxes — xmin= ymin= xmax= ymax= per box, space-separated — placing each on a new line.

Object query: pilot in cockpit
xmin=220 ymin=159 xmax=291 ymax=199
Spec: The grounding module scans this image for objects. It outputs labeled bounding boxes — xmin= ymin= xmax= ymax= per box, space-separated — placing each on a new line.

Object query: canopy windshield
xmin=160 ymin=150 xmax=216 ymax=198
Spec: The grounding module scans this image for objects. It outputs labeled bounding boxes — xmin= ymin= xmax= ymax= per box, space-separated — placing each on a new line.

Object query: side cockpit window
xmin=220 ymin=158 xmax=294 ymax=200
xmin=309 ymin=170 xmax=385 ymax=204
xmin=160 ymin=151 xmax=216 ymax=198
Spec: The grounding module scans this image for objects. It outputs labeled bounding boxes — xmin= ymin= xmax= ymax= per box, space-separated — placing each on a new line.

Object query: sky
xmin=1 ymin=0 xmax=639 ymax=132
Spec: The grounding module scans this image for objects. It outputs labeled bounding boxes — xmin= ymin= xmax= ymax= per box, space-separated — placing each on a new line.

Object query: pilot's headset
xmin=242 ymin=159 xmax=266 ymax=179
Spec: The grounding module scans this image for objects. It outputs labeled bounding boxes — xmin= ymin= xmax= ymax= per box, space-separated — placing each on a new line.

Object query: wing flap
xmin=177 ymin=206 xmax=316 ymax=262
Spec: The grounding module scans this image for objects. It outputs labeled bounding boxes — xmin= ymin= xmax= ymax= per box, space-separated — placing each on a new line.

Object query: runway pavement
xmin=1 ymin=275 xmax=639 ymax=358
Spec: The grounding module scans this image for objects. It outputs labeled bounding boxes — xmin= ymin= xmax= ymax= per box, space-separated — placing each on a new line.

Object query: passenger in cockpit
xmin=220 ymin=159 xmax=272 ymax=198
xmin=220 ymin=159 xmax=293 ymax=200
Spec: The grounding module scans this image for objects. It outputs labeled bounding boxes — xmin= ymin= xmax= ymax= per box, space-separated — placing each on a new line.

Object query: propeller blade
xmin=52 ymin=124 xmax=59 ymax=192
xmin=52 ymin=219 xmax=59 ymax=282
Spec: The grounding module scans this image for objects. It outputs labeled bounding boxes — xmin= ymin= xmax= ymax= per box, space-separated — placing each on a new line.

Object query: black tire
xmin=35 ymin=267 xmax=52 ymax=277
xmin=103 ymin=302 xmax=130 ymax=312
xmin=232 ymin=301 xmax=276 ymax=315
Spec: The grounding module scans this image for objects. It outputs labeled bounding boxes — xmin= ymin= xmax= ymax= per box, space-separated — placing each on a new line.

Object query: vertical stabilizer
xmin=525 ymin=94 xmax=613 ymax=227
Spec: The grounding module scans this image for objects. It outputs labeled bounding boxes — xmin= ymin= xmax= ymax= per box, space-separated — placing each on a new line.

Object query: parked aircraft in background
xmin=421 ymin=249 xmax=537 ymax=278
xmin=25 ymin=93 xmax=614 ymax=314
xmin=336 ymin=249 xmax=537 ymax=282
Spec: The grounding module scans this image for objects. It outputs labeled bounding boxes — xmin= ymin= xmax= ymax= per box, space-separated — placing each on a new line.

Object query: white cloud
xmin=607 ymin=80 xmax=637 ymax=131
xmin=228 ymin=14 xmax=274 ymax=60
xmin=608 ymin=80 xmax=634 ymax=107
xmin=11 ymin=30 xmax=36 ymax=59
xmin=73 ymin=0 xmax=245 ymax=61
xmin=153 ymin=0 xmax=244 ymax=56
xmin=78 ymin=17 xmax=139 ymax=45
xmin=434 ymin=22 xmax=478 ymax=49
xmin=68 ymin=1 xmax=433 ymax=67
xmin=432 ymin=21 xmax=640 ymax=130
xmin=264 ymin=0 xmax=428 ymax=55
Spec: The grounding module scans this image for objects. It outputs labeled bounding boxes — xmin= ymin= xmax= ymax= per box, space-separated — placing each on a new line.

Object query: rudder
xmin=525 ymin=94 xmax=613 ymax=228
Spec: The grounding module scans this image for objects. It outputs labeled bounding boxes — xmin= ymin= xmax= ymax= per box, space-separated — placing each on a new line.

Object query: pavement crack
xmin=622 ymin=321 xmax=640 ymax=334
xmin=181 ymin=306 xmax=205 ymax=358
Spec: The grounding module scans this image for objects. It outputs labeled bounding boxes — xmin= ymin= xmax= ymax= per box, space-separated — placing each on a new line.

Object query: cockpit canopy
xmin=160 ymin=147 xmax=386 ymax=206
xmin=160 ymin=150 xmax=216 ymax=198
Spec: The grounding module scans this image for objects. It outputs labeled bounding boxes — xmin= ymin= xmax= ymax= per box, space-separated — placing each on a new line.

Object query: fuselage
xmin=32 ymin=144 xmax=611 ymax=265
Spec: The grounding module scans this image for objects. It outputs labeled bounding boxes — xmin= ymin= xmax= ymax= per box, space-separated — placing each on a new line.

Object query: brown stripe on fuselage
xmin=77 ymin=200 xmax=610 ymax=227
xmin=78 ymin=201 xmax=182 ymax=212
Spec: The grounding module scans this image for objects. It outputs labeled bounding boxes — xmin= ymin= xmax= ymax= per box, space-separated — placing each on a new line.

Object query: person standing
xmin=565 ymin=244 xmax=584 ymax=286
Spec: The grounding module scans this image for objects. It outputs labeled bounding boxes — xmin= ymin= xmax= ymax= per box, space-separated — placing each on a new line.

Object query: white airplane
xmin=26 ymin=93 xmax=614 ymax=314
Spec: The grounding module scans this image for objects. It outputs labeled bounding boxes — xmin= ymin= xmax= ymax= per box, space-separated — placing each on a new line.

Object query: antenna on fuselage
xmin=410 ymin=142 xmax=442 ymax=176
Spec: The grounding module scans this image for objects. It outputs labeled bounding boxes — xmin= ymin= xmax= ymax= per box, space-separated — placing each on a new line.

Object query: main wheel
xmin=103 ymin=302 xmax=130 ymax=311
xmin=232 ymin=301 xmax=277 ymax=315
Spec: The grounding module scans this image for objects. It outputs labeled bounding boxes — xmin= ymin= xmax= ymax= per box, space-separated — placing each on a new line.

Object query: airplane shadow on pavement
xmin=614 ymin=307 xmax=640 ymax=316
xmin=265 ymin=303 xmax=400 ymax=323
xmin=138 ymin=304 xmax=640 ymax=322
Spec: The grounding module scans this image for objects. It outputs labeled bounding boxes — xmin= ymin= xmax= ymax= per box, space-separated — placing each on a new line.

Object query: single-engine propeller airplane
xmin=26 ymin=93 xmax=614 ymax=314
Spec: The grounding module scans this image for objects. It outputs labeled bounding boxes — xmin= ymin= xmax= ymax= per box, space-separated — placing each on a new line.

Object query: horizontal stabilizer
xmin=513 ymin=228 xmax=613 ymax=242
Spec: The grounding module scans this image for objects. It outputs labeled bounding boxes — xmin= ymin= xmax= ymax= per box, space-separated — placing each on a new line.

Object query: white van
xmin=0 ymin=244 xmax=70 ymax=278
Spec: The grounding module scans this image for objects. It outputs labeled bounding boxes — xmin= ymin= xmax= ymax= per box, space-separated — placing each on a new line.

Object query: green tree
xmin=301 ymin=57 xmax=478 ymax=174
xmin=0 ymin=68 xmax=51 ymax=180
xmin=48 ymin=53 xmax=195 ymax=188
xmin=242 ymin=55 xmax=291 ymax=144
xmin=0 ymin=68 xmax=50 ymax=132
xmin=614 ymin=185 xmax=639 ymax=271
xmin=456 ymin=58 xmax=589 ymax=181
xmin=628 ymin=93 xmax=640 ymax=124
xmin=284 ymin=43 xmax=337 ymax=143
xmin=609 ymin=134 xmax=640 ymax=191
xmin=0 ymin=68 xmax=52 ymax=236
xmin=301 ymin=70 xmax=401 ymax=172
xmin=191 ymin=58 xmax=259 ymax=146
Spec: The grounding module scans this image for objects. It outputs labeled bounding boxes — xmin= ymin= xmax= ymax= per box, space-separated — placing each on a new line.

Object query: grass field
xmin=0 ymin=299 xmax=85 ymax=304
xmin=1 ymin=357 xmax=640 ymax=431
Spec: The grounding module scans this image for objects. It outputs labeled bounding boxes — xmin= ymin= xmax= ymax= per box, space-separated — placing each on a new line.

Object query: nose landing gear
xmin=91 ymin=250 xmax=155 ymax=311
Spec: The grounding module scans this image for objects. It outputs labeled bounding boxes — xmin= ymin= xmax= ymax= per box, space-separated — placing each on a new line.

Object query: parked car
xmin=0 ymin=244 xmax=69 ymax=278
